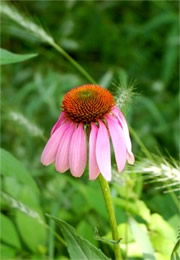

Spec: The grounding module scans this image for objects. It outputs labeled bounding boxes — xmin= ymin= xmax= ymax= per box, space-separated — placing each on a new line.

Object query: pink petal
xmin=55 ymin=123 xmax=75 ymax=173
xmin=69 ymin=123 xmax=87 ymax=177
xmin=106 ymin=115 xmax=127 ymax=172
xmin=51 ymin=112 xmax=66 ymax=135
xmin=89 ymin=123 xmax=100 ymax=180
xmin=96 ymin=120 xmax=111 ymax=181
xmin=112 ymin=106 xmax=135 ymax=164
xmin=41 ymin=121 xmax=70 ymax=166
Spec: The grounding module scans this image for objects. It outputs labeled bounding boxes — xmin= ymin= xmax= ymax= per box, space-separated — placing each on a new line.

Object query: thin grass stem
xmin=124 ymin=179 xmax=130 ymax=260
xmin=129 ymin=126 xmax=153 ymax=160
xmin=51 ymin=43 xmax=96 ymax=84
xmin=48 ymin=203 xmax=60 ymax=259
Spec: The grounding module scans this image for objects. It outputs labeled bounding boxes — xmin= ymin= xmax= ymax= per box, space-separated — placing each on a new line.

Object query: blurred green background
xmin=1 ymin=1 xmax=179 ymax=260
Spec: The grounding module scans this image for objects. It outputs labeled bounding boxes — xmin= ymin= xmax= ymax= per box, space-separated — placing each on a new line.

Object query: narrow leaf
xmin=47 ymin=215 xmax=109 ymax=260
xmin=171 ymin=236 xmax=180 ymax=260
xmin=0 ymin=48 xmax=38 ymax=65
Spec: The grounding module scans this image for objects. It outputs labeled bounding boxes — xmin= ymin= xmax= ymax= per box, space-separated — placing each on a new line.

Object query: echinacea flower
xmin=41 ymin=84 xmax=134 ymax=181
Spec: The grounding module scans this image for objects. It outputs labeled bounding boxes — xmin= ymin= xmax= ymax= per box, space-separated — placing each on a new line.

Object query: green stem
xmin=52 ymin=41 xmax=123 ymax=259
xmin=52 ymin=42 xmax=96 ymax=84
xmin=124 ymin=178 xmax=129 ymax=260
xmin=51 ymin=40 xmax=179 ymax=257
xmin=99 ymin=174 xmax=122 ymax=260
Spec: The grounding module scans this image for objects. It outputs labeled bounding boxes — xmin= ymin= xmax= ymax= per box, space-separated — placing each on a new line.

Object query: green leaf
xmin=129 ymin=217 xmax=156 ymax=260
xmin=0 ymin=148 xmax=39 ymax=195
xmin=149 ymin=214 xmax=176 ymax=240
xmin=3 ymin=176 xmax=21 ymax=198
xmin=47 ymin=215 xmax=109 ymax=260
xmin=0 ymin=48 xmax=38 ymax=65
xmin=151 ymin=232 xmax=175 ymax=256
xmin=0 ymin=244 xmax=16 ymax=259
xmin=0 ymin=213 xmax=21 ymax=249
xmin=15 ymin=187 xmax=47 ymax=252
xmin=77 ymin=220 xmax=98 ymax=246
xmin=0 ymin=149 xmax=46 ymax=252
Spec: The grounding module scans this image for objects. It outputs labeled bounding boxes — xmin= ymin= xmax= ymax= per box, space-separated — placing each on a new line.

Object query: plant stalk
xmin=52 ymin=41 xmax=123 ymax=259
xmin=99 ymin=174 xmax=122 ymax=260
xmin=53 ymin=39 xmax=179 ymax=216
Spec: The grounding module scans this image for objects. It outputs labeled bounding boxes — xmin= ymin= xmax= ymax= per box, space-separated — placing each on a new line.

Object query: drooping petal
xmin=51 ymin=112 xmax=66 ymax=135
xmin=69 ymin=123 xmax=87 ymax=177
xmin=112 ymin=106 xmax=132 ymax=149
xmin=89 ymin=123 xmax=100 ymax=180
xmin=96 ymin=120 xmax=111 ymax=181
xmin=55 ymin=123 xmax=75 ymax=173
xmin=41 ymin=121 xmax=70 ymax=165
xmin=106 ymin=115 xmax=127 ymax=172
xmin=112 ymin=106 xmax=135 ymax=164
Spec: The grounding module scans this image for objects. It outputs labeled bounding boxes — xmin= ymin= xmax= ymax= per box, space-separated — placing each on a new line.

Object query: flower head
xmin=41 ymin=84 xmax=134 ymax=181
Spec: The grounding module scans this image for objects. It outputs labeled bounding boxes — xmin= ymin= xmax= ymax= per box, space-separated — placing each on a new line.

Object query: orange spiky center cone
xmin=62 ymin=84 xmax=115 ymax=124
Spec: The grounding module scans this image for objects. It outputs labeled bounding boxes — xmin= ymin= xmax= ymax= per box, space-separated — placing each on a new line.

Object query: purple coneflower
xmin=41 ymin=84 xmax=134 ymax=181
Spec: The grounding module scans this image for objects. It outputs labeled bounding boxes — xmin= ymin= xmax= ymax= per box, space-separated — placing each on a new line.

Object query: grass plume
xmin=1 ymin=191 xmax=44 ymax=224
xmin=1 ymin=2 xmax=54 ymax=44
xmin=9 ymin=111 xmax=45 ymax=139
xmin=125 ymin=156 xmax=180 ymax=194
xmin=112 ymin=69 xmax=137 ymax=111
xmin=1 ymin=2 xmax=96 ymax=83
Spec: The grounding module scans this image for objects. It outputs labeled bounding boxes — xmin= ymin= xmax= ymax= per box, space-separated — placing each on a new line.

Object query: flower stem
xmin=99 ymin=174 xmax=122 ymax=260
xmin=52 ymin=41 xmax=122 ymax=259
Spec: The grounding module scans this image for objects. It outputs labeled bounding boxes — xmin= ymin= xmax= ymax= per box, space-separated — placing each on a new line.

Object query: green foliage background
xmin=1 ymin=1 xmax=179 ymax=260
